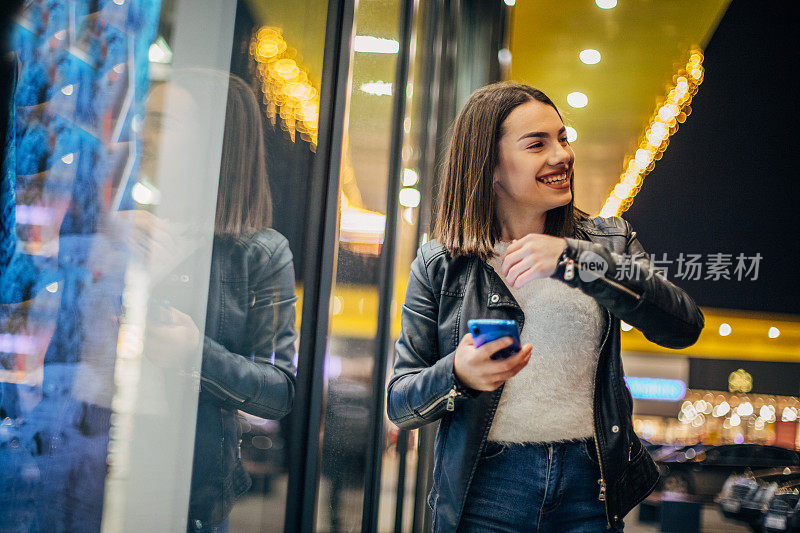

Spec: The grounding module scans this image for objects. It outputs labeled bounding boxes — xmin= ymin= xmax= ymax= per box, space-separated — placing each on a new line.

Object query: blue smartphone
xmin=467 ymin=319 xmax=522 ymax=360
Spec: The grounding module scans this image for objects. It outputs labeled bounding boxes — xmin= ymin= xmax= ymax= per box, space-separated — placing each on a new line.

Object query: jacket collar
xmin=472 ymin=257 xmax=521 ymax=311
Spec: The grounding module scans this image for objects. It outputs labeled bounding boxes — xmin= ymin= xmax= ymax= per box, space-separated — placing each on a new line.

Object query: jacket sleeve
xmin=552 ymin=217 xmax=704 ymax=349
xmin=386 ymin=247 xmax=475 ymax=431
xmin=199 ymin=235 xmax=297 ymax=420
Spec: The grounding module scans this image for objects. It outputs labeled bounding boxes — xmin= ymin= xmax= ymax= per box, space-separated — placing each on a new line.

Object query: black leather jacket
xmin=188 ymin=229 xmax=297 ymax=529
xmin=387 ymin=216 xmax=704 ymax=532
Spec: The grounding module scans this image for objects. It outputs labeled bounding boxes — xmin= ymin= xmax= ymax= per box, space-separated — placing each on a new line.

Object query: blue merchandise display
xmin=0 ymin=0 xmax=162 ymax=529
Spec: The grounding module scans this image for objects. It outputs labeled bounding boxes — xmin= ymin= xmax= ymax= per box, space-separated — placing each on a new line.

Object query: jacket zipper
xmin=201 ymin=375 xmax=246 ymax=404
xmin=563 ymin=257 xmax=642 ymax=301
xmin=458 ymin=263 xmax=523 ymax=526
xmin=563 ymin=248 xmax=639 ymax=528
xmin=446 ymin=386 xmax=458 ymax=411
xmin=592 ymin=307 xmax=614 ymax=529
xmin=418 ymin=384 xmax=460 ymax=417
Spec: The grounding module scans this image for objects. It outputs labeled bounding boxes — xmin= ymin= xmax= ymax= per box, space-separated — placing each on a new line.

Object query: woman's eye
xmin=559 ymin=137 xmax=569 ymax=143
xmin=527 ymin=143 xmax=543 ymax=149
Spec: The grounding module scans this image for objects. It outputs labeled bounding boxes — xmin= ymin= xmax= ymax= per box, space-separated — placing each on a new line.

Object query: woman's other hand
xmin=501 ymin=234 xmax=567 ymax=288
xmin=145 ymin=307 xmax=201 ymax=368
xmin=453 ymin=333 xmax=533 ymax=391
xmin=109 ymin=210 xmax=176 ymax=262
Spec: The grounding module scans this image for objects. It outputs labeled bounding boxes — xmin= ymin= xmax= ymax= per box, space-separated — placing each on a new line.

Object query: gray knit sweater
xmin=486 ymin=241 xmax=605 ymax=443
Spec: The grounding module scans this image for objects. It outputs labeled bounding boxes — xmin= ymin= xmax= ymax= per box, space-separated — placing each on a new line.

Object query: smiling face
xmin=493 ymin=99 xmax=574 ymax=218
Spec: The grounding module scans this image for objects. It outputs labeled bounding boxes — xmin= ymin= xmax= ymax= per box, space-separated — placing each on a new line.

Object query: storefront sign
xmin=624 ymin=377 xmax=687 ymax=401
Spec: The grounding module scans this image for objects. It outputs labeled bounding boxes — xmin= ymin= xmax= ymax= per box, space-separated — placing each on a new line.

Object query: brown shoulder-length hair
xmin=171 ymin=70 xmax=273 ymax=236
xmin=433 ymin=81 xmax=589 ymax=260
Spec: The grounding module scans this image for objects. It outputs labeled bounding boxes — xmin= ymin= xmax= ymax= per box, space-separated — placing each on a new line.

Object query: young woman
xmin=387 ymin=82 xmax=704 ymax=532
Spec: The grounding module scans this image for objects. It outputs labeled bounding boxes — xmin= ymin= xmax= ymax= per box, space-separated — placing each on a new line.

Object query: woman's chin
xmin=547 ymin=191 xmax=572 ymax=208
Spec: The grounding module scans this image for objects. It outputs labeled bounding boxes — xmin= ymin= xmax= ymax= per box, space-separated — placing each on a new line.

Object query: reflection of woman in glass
xmin=144 ymin=72 xmax=297 ymax=532
xmin=387 ymin=82 xmax=704 ymax=532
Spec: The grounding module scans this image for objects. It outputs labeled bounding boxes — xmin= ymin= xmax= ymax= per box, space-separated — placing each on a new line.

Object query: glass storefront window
xmin=1 ymin=0 xmax=327 ymax=531
xmin=375 ymin=0 xmax=428 ymax=530
xmin=313 ymin=0 xmax=402 ymax=530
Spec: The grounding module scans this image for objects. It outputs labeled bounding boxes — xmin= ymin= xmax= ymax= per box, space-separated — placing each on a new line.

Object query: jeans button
xmin=611 ymin=425 xmax=619 ymax=433
xmin=490 ymin=294 xmax=500 ymax=303
xmin=195 ymin=519 xmax=203 ymax=529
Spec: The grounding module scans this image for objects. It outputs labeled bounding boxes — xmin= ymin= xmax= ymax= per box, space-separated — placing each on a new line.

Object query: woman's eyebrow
xmin=517 ymin=131 xmax=547 ymax=142
xmin=517 ymin=126 xmax=566 ymax=142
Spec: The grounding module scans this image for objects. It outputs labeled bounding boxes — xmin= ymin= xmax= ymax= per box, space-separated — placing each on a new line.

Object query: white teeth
xmin=539 ymin=173 xmax=567 ymax=184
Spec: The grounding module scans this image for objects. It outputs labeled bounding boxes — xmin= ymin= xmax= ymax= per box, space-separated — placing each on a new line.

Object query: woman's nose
xmin=549 ymin=142 xmax=573 ymax=166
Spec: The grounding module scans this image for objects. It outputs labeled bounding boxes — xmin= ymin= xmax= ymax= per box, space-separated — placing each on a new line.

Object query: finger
xmin=511 ymin=269 xmax=543 ymax=289
xmin=133 ymin=226 xmax=166 ymax=255
xmin=134 ymin=211 xmax=167 ymax=238
xmin=152 ymin=218 xmax=178 ymax=249
xmin=500 ymin=247 xmax=523 ymax=277
xmin=500 ymin=241 xmax=526 ymax=276
xmin=460 ymin=332 xmax=474 ymax=346
xmin=170 ymin=307 xmax=193 ymax=324
xmin=505 ymin=237 xmax=526 ymax=255
xmin=493 ymin=349 xmax=532 ymax=381
xmin=491 ymin=344 xmax=532 ymax=373
xmin=503 ymin=234 xmax=539 ymax=270
xmin=510 ymin=347 xmax=533 ymax=373
xmin=476 ymin=336 xmax=513 ymax=359
xmin=495 ymin=363 xmax=529 ymax=384
xmin=148 ymin=223 xmax=175 ymax=249
xmin=501 ymin=245 xmax=536 ymax=277
xmin=505 ymin=255 xmax=536 ymax=286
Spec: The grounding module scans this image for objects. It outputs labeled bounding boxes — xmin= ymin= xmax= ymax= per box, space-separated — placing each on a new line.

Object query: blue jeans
xmin=458 ymin=439 xmax=624 ymax=532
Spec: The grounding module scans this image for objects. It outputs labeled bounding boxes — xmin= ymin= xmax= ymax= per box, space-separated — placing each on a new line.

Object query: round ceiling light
xmin=567 ymin=92 xmax=588 ymax=108
xmin=596 ymin=0 xmax=617 ymax=9
xmin=579 ymin=49 xmax=601 ymax=65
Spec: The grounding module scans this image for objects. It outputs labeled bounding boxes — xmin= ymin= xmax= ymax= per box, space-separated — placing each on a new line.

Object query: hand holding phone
xmin=467 ymin=319 xmax=522 ymax=360
xmin=453 ymin=320 xmax=531 ymax=392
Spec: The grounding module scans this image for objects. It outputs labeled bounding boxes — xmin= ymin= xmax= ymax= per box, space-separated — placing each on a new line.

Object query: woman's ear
xmin=491 ymin=166 xmax=501 ymax=185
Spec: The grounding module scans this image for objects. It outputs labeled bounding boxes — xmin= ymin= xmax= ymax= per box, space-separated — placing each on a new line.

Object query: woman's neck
xmin=495 ymin=204 xmax=547 ymax=241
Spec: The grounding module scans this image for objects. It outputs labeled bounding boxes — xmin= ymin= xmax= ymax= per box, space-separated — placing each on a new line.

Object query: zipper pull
xmin=446 ymin=386 xmax=458 ymax=411
xmin=598 ymin=478 xmax=607 ymax=501
xmin=564 ymin=258 xmax=575 ymax=281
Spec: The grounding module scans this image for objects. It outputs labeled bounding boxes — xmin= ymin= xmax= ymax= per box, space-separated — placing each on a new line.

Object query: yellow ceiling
xmin=621 ymin=307 xmax=800 ymax=363
xmin=508 ymin=0 xmax=731 ymax=215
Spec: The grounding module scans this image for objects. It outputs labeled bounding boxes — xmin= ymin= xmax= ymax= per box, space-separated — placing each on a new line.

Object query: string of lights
xmin=250 ymin=27 xmax=320 ymax=147
xmin=600 ymin=47 xmax=705 ymax=217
